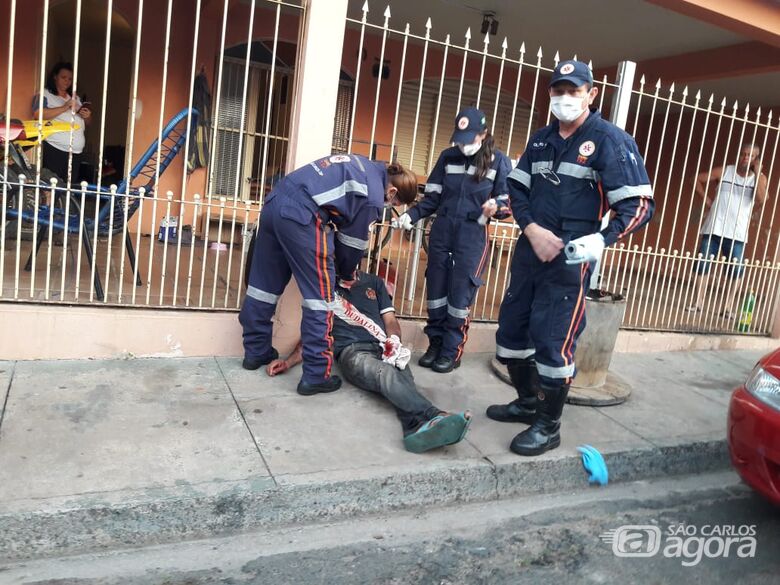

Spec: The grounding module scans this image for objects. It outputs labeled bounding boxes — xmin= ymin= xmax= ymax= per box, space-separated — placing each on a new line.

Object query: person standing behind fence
xmin=488 ymin=60 xmax=654 ymax=457
xmin=239 ymin=154 xmax=417 ymax=396
xmin=393 ymin=108 xmax=513 ymax=374
xmin=32 ymin=62 xmax=92 ymax=183
xmin=687 ymin=144 xmax=768 ymax=318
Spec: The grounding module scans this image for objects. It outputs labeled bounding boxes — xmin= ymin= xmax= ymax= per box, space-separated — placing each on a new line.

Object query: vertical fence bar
xmin=0 ymin=0 xmax=17 ymax=296
xmin=347 ymin=1 xmax=369 ymax=153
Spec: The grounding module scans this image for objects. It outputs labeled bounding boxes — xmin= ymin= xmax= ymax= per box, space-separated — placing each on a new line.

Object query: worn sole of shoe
xmin=509 ymin=435 xmax=561 ymax=456
xmin=403 ymin=414 xmax=470 ymax=454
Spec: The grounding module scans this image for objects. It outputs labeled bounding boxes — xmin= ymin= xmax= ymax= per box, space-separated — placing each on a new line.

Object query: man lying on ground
xmin=266 ymin=270 xmax=472 ymax=454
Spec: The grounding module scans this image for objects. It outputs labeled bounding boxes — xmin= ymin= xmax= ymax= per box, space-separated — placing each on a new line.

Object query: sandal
xmin=403 ymin=411 xmax=472 ymax=454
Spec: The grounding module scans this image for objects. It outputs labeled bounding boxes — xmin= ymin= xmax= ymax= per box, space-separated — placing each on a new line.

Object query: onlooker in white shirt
xmin=32 ymin=62 xmax=92 ymax=184
xmin=687 ymin=143 xmax=768 ymax=318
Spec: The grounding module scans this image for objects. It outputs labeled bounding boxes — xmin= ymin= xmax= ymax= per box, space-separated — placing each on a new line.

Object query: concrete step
xmin=0 ymin=471 xmax=751 ymax=585
xmin=0 ymin=437 xmax=730 ymax=564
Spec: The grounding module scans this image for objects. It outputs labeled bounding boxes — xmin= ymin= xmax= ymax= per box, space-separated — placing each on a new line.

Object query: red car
xmin=728 ymin=348 xmax=780 ymax=505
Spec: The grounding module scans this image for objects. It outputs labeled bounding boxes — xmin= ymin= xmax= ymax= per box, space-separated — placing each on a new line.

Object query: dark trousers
xmin=338 ymin=342 xmax=441 ymax=433
xmin=424 ymin=216 xmax=489 ymax=360
xmin=42 ymin=142 xmax=83 ymax=184
xmin=495 ymin=238 xmax=592 ymax=384
xmin=239 ymin=191 xmax=337 ymax=385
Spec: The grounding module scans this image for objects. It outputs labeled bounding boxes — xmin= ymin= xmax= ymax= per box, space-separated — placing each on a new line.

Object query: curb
xmin=0 ymin=438 xmax=729 ymax=563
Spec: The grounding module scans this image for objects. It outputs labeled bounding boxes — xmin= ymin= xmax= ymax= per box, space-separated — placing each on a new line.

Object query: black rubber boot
xmin=297 ymin=375 xmax=343 ymax=396
xmin=418 ymin=337 xmax=443 ymax=368
xmin=486 ymin=359 xmax=538 ymax=424
xmin=432 ymin=355 xmax=460 ymax=373
xmin=509 ymin=381 xmax=569 ymax=456
xmin=242 ymin=348 xmax=279 ymax=370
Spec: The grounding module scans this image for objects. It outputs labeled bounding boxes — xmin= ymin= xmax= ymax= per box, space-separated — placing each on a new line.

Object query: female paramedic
xmin=239 ymin=154 xmax=418 ymax=396
xmin=394 ymin=107 xmax=513 ymax=373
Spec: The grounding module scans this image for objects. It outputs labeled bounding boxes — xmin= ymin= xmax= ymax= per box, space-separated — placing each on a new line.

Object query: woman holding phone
xmin=32 ymin=62 xmax=92 ymax=183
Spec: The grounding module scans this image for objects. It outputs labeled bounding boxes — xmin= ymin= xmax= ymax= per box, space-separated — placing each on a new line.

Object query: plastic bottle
xmin=737 ymin=290 xmax=756 ymax=332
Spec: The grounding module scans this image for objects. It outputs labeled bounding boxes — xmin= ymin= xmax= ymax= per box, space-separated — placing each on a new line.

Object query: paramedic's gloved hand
xmin=565 ymin=233 xmax=605 ymax=265
xmin=392 ymin=213 xmax=414 ymax=231
xmin=478 ymin=199 xmax=498 ymax=226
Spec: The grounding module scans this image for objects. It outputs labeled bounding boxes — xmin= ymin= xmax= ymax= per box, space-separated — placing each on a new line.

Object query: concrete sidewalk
xmin=0 ymin=348 xmax=767 ymax=563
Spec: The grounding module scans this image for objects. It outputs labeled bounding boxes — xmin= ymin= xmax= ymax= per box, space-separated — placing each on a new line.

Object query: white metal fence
xmin=1 ymin=0 xmax=301 ymax=310
xmin=346 ymin=2 xmax=780 ymax=336
xmin=2 ymin=0 xmax=779 ymax=337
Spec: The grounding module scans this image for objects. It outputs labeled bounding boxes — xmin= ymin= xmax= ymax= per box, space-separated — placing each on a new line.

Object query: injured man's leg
xmin=337 ymin=342 xmax=471 ymax=453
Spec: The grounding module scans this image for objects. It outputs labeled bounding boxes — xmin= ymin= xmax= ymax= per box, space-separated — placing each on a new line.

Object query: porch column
xmin=286 ymin=0 xmax=349 ymax=169
xmin=272 ymin=0 xmax=349 ymax=355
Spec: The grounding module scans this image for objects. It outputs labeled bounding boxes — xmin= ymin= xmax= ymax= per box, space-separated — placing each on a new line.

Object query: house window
xmin=211 ymin=41 xmax=296 ymax=202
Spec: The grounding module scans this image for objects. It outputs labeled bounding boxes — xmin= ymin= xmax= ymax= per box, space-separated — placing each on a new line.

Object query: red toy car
xmin=728 ymin=348 xmax=780 ymax=505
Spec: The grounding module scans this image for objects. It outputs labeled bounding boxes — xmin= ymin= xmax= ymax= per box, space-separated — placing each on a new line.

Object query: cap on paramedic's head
xmin=450 ymin=107 xmax=487 ymax=144
xmin=549 ymin=60 xmax=593 ymax=88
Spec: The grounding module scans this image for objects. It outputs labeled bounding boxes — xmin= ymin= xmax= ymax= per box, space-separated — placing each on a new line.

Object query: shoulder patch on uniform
xmin=329 ymin=155 xmax=351 ymax=163
xmin=579 ymin=141 xmax=596 ymax=157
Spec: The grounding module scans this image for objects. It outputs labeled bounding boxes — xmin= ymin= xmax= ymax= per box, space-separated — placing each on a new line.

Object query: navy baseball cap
xmin=450 ymin=107 xmax=487 ymax=144
xmin=549 ymin=60 xmax=593 ymax=88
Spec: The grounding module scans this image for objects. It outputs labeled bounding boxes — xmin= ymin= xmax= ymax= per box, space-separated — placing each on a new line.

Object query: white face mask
xmin=550 ymin=94 xmax=587 ymax=123
xmin=458 ymin=142 xmax=482 ymax=156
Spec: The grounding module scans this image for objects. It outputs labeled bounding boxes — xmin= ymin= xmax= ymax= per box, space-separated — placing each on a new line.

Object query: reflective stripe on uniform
xmin=336 ymin=231 xmax=369 ymax=250
xmin=496 ymin=345 xmax=535 ymax=359
xmin=246 ymin=286 xmax=280 ymax=304
xmin=302 ymin=298 xmax=339 ymax=311
xmin=607 ymin=184 xmax=654 ymax=204
xmin=536 ymin=361 xmax=576 ymax=379
xmin=557 ymin=162 xmax=600 ymax=181
xmin=425 ymin=183 xmax=443 ymax=193
xmin=508 ymin=168 xmax=531 ymax=189
xmin=447 ymin=304 xmax=470 ymax=319
xmin=446 ymin=164 xmax=466 ymax=174
xmin=311 ymin=179 xmax=368 ymax=205
xmin=465 ymin=166 xmax=496 ymax=181
xmin=531 ymin=160 xmax=553 ymax=174
xmin=427 ymin=297 xmax=448 ymax=309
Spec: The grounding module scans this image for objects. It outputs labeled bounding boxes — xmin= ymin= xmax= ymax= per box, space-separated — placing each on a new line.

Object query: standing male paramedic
xmin=488 ymin=60 xmax=655 ymax=456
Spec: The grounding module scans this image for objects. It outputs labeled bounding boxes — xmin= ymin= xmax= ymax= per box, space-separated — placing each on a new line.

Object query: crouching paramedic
xmin=239 ymin=155 xmax=417 ymax=396
xmin=489 ymin=60 xmax=655 ymax=456
xmin=266 ymin=271 xmax=472 ymax=453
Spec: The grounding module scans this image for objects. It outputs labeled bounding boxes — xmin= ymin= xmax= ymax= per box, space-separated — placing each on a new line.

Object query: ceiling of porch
xmin=346 ymin=0 xmax=780 ymax=108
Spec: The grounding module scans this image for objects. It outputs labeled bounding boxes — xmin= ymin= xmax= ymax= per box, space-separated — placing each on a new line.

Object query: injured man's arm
xmin=267 ymin=341 xmax=303 ymax=377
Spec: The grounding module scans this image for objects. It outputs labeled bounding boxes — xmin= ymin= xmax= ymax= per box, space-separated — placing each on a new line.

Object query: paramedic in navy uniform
xmin=239 ymin=154 xmax=418 ymax=396
xmin=394 ymin=108 xmax=513 ymax=374
xmin=488 ymin=60 xmax=655 ymax=456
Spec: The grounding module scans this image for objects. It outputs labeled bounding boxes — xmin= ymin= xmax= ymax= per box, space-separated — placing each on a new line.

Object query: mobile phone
xmin=79 ymin=101 xmax=92 ymax=110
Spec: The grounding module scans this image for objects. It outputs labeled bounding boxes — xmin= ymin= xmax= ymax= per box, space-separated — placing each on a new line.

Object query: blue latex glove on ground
xmin=578 ymin=444 xmax=609 ymax=486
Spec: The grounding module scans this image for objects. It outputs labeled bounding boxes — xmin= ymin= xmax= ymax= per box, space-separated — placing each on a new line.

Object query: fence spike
xmin=425 ymin=17 xmax=432 ymax=30
xmin=536 ymin=46 xmax=543 ymax=59
xmin=361 ymin=0 xmax=369 ymax=14
xmin=465 ymin=26 xmax=471 ymax=40
xmin=519 ymin=41 xmax=526 ymax=53
xmin=501 ymin=36 xmax=508 ymax=50
xmin=383 ymin=5 xmax=390 ymax=18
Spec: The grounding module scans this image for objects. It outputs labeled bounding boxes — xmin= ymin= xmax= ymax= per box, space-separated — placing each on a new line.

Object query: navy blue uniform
xmin=408 ymin=147 xmax=513 ymax=361
xmin=240 ymin=154 xmax=386 ymax=385
xmin=496 ymin=110 xmax=654 ymax=382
